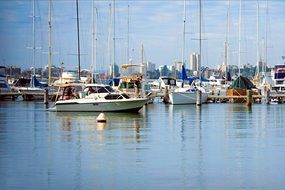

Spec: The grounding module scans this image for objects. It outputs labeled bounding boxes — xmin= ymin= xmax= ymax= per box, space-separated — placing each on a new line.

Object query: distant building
xmin=159 ymin=65 xmax=170 ymax=77
xmin=146 ymin=61 xmax=156 ymax=72
xmin=42 ymin=65 xmax=61 ymax=78
xmin=109 ymin=64 xmax=120 ymax=77
xmin=174 ymin=61 xmax=183 ymax=72
xmin=167 ymin=65 xmax=176 ymax=77
xmin=190 ymin=52 xmax=200 ymax=72
xmin=5 ymin=66 xmax=21 ymax=77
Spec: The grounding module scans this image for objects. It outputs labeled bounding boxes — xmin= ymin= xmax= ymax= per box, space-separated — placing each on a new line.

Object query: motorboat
xmin=53 ymin=70 xmax=82 ymax=85
xmin=0 ymin=66 xmax=12 ymax=100
xmin=0 ymin=66 xmax=11 ymax=93
xmin=50 ymin=83 xmax=148 ymax=112
xmin=271 ymin=65 xmax=285 ymax=92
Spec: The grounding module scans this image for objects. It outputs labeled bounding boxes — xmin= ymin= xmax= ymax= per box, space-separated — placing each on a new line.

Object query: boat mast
xmin=182 ymin=0 xmax=186 ymax=66
xmin=48 ymin=0 xmax=52 ymax=85
xmin=224 ymin=0 xmax=230 ymax=82
xmin=32 ymin=0 xmax=36 ymax=77
xmin=76 ymin=0 xmax=81 ymax=80
xmin=256 ymin=0 xmax=260 ymax=75
xmin=199 ymin=0 xmax=202 ymax=81
xmin=141 ymin=43 xmax=144 ymax=75
xmin=91 ymin=0 xmax=98 ymax=75
xmin=127 ymin=2 xmax=130 ymax=64
xmin=112 ymin=0 xmax=116 ymax=85
xmin=238 ymin=0 xmax=242 ymax=77
xmin=264 ymin=0 xmax=268 ymax=75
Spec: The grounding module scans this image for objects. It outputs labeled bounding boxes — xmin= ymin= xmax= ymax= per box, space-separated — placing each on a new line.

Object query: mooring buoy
xmin=96 ymin=112 xmax=107 ymax=123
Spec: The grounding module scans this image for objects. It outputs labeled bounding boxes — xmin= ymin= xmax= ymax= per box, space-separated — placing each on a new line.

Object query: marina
xmin=1 ymin=0 xmax=285 ymax=189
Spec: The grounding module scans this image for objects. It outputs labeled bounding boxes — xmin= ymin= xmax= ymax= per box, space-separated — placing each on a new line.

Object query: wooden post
xmin=163 ymin=86 xmax=169 ymax=103
xmin=257 ymin=89 xmax=262 ymax=103
xmin=265 ymin=87 xmax=270 ymax=104
xmin=196 ymin=90 xmax=201 ymax=106
xmin=246 ymin=90 xmax=253 ymax=107
xmin=44 ymin=88 xmax=49 ymax=105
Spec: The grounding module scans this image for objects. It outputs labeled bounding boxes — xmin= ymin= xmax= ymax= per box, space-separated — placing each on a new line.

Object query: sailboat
xmin=226 ymin=0 xmax=257 ymax=103
xmin=169 ymin=65 xmax=208 ymax=105
xmin=169 ymin=0 xmax=208 ymax=105
xmin=12 ymin=0 xmax=48 ymax=100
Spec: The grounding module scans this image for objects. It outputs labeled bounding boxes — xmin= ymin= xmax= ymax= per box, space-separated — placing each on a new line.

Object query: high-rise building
xmin=146 ymin=61 xmax=156 ymax=72
xmin=175 ymin=61 xmax=183 ymax=71
xmin=159 ymin=65 xmax=169 ymax=77
xmin=109 ymin=64 xmax=119 ymax=77
xmin=189 ymin=52 xmax=200 ymax=72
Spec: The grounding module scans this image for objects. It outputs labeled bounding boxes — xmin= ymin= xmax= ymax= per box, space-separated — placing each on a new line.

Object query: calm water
xmin=1 ymin=100 xmax=285 ymax=190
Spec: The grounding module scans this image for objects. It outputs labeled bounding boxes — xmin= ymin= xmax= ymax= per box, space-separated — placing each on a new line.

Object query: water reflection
xmin=2 ymin=101 xmax=285 ymax=189
xmin=54 ymin=111 xmax=146 ymax=144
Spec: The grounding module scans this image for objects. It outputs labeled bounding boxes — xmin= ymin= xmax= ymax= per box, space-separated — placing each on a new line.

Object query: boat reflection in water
xmin=2 ymin=101 xmax=285 ymax=189
xmin=55 ymin=111 xmax=146 ymax=142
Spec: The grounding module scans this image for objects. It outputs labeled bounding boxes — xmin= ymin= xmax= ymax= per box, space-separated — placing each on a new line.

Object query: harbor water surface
xmin=1 ymin=100 xmax=285 ymax=190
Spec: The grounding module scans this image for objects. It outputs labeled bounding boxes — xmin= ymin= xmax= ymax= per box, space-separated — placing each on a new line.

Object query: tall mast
xmin=91 ymin=0 xmax=98 ymax=74
xmin=76 ymin=0 xmax=81 ymax=80
xmin=238 ymin=0 xmax=242 ymax=77
xmin=141 ymin=43 xmax=144 ymax=74
xmin=112 ymin=0 xmax=116 ymax=83
xmin=199 ymin=0 xmax=202 ymax=81
xmin=32 ymin=0 xmax=36 ymax=76
xmin=256 ymin=0 xmax=260 ymax=75
xmin=48 ymin=0 xmax=52 ymax=85
xmin=182 ymin=0 xmax=186 ymax=66
xmin=224 ymin=0 xmax=230 ymax=81
xmin=108 ymin=3 xmax=112 ymax=74
xmin=264 ymin=0 xmax=268 ymax=74
xmin=127 ymin=2 xmax=130 ymax=64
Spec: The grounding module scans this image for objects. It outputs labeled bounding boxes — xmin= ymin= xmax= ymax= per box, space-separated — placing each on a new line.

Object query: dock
xmin=0 ymin=91 xmax=57 ymax=101
xmin=207 ymin=94 xmax=285 ymax=103
xmin=0 ymin=92 xmax=20 ymax=100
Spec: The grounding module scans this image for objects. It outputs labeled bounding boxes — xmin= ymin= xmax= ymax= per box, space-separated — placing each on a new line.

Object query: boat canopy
xmin=230 ymin=76 xmax=255 ymax=90
xmin=31 ymin=75 xmax=48 ymax=88
xmin=181 ymin=65 xmax=208 ymax=83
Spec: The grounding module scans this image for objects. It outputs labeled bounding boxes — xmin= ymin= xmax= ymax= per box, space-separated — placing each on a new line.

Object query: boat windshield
xmin=104 ymin=86 xmax=114 ymax=93
xmin=87 ymin=85 xmax=115 ymax=94
xmin=105 ymin=94 xmax=123 ymax=100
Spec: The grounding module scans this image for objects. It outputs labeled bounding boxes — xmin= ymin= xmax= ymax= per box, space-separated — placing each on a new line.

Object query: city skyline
xmin=0 ymin=0 xmax=284 ymax=73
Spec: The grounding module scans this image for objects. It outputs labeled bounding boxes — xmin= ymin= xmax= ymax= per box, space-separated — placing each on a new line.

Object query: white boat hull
xmin=52 ymin=98 xmax=148 ymax=112
xmin=169 ymin=91 xmax=208 ymax=105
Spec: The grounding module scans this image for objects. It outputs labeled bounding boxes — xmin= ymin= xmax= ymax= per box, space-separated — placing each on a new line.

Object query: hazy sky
xmin=0 ymin=0 xmax=284 ymax=72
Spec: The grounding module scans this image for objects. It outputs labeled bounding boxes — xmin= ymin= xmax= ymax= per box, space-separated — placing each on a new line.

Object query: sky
xmin=0 ymin=0 xmax=285 ymax=73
